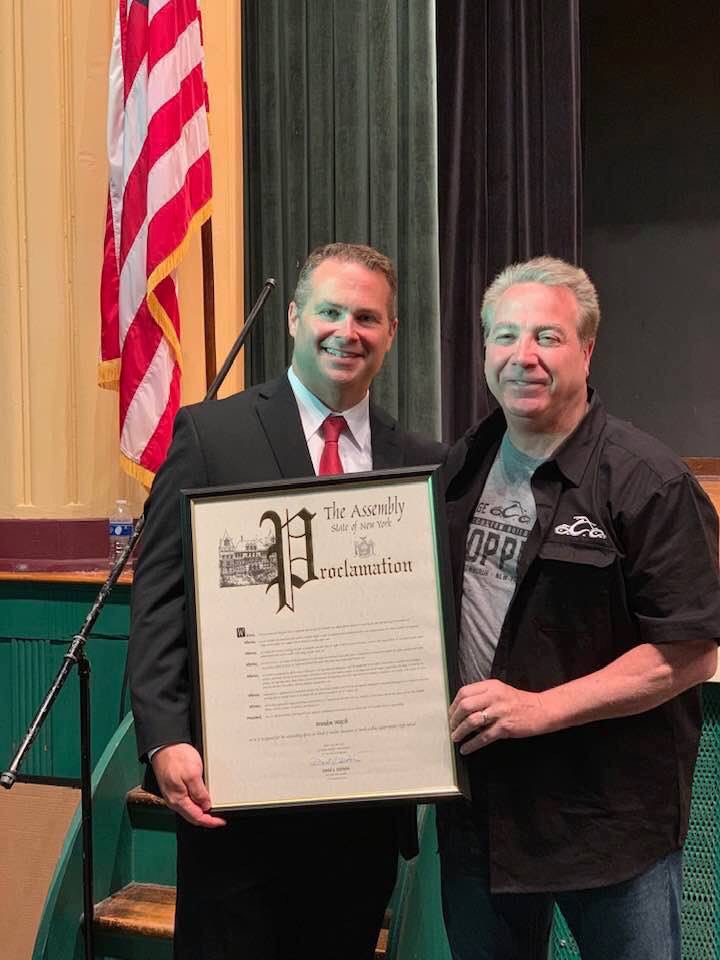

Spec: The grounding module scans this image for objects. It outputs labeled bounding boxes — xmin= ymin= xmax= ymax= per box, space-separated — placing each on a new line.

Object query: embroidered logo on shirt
xmin=554 ymin=515 xmax=607 ymax=539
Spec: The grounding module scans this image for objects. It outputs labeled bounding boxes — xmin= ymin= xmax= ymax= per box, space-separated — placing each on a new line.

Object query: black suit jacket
xmin=128 ymin=374 xmax=446 ymax=856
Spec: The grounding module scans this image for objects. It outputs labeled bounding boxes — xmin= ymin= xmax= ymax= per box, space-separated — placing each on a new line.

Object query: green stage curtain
xmin=242 ymin=0 xmax=441 ymax=436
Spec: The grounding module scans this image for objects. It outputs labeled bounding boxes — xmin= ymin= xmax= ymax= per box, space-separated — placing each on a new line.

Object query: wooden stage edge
xmin=0 ymin=569 xmax=133 ymax=585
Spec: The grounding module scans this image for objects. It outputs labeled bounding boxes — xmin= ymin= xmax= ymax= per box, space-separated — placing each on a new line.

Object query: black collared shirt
xmin=445 ymin=390 xmax=720 ymax=892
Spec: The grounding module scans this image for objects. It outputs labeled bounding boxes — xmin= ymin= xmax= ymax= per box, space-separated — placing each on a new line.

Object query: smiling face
xmin=484 ymin=282 xmax=594 ymax=440
xmin=288 ymin=258 xmax=398 ymax=410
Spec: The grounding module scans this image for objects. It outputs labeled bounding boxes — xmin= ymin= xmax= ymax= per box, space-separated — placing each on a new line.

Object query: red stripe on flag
xmin=118 ymin=65 xmax=205 ymax=271
xmin=147 ymin=63 xmax=206 ymax=168
xmin=135 ymin=275 xmax=181 ymax=467
xmin=146 ymin=151 xmax=211 ymax=276
xmin=197 ymin=7 xmax=210 ymax=110
xmin=139 ymin=360 xmax=181 ymax=474
xmin=118 ymin=300 xmax=163 ymax=428
xmin=123 ymin=0 xmax=149 ymax=101
xmin=118 ymin=139 xmax=149 ymax=271
xmin=148 ymin=0 xmax=199 ymax=74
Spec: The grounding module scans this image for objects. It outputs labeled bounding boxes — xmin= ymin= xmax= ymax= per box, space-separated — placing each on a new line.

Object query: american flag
xmin=99 ymin=0 xmax=212 ymax=487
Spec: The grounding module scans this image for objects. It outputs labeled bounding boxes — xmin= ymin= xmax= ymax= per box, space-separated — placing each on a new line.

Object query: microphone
xmin=204 ymin=277 xmax=277 ymax=402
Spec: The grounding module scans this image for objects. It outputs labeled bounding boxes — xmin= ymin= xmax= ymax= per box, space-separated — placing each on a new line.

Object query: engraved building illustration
xmin=218 ymin=530 xmax=277 ymax=587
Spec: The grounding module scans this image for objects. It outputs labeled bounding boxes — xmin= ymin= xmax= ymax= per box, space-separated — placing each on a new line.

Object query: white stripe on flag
xmin=147 ymin=106 xmax=210 ymax=217
xmin=148 ymin=19 xmax=203 ymax=116
xmin=120 ymin=334 xmax=174 ymax=456
xmin=122 ymin=60 xmax=150 ymax=183
xmin=118 ymin=218 xmax=148 ymax=347
xmin=106 ymin=9 xmax=125 ymax=272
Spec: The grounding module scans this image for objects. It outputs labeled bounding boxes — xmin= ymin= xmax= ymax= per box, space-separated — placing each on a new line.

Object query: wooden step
xmin=126 ymin=785 xmax=167 ymax=808
xmin=95 ymin=882 xmax=174 ymax=939
xmin=95 ymin=883 xmax=390 ymax=956
xmin=375 ymin=915 xmax=390 ymax=959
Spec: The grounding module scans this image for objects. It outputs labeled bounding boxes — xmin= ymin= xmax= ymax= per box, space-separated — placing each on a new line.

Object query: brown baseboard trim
xmin=685 ymin=458 xmax=720 ymax=477
xmin=0 ymin=518 xmax=118 ymax=573
xmin=17 ymin=774 xmax=81 ymax=789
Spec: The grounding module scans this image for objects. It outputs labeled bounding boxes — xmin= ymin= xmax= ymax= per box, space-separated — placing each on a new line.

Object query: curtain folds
xmin=437 ymin=0 xmax=583 ymax=440
xmin=242 ymin=0 xmax=441 ymax=437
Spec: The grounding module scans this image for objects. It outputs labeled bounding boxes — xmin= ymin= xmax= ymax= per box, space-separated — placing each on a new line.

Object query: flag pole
xmin=201 ymin=217 xmax=217 ymax=391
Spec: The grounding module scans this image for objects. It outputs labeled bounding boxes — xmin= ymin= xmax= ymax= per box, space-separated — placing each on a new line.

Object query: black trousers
xmin=174 ymin=806 xmax=399 ymax=960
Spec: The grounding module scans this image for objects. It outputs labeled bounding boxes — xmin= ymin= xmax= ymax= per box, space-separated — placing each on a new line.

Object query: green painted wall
xmin=0 ymin=580 xmax=132 ymax=779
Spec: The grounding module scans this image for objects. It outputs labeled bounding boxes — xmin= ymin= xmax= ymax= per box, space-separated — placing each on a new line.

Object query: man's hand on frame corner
xmin=151 ymin=742 xmax=227 ymax=828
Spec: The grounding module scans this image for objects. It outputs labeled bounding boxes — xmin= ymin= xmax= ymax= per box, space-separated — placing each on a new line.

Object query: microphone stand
xmin=1 ymin=277 xmax=276 ymax=960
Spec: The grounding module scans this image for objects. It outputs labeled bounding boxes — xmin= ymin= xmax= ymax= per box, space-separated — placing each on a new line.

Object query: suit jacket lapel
xmin=257 ymin=378 xmax=401 ymax=475
xmin=370 ymin=405 xmax=401 ymax=469
xmin=255 ymin=374 xmax=315 ymax=478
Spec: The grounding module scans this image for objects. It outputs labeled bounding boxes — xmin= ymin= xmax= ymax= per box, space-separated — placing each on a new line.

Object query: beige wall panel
xmin=203 ymin=1 xmax=245 ymax=401
xmin=0 ymin=4 xmax=29 ymax=512
xmin=22 ymin=2 xmax=74 ymax=513
xmin=70 ymin=0 xmax=124 ymax=517
xmin=0 ymin=0 xmax=243 ymax=521
xmin=177 ymin=230 xmax=206 ymax=405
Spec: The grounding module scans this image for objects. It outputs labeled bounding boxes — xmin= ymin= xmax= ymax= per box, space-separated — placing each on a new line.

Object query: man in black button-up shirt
xmin=439 ymin=256 xmax=720 ymax=960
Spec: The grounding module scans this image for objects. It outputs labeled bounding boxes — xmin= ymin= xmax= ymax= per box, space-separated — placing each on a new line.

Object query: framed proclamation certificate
xmin=181 ymin=466 xmax=463 ymax=813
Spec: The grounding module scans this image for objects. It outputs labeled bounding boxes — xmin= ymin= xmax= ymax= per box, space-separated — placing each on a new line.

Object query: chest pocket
xmin=514 ymin=540 xmax=621 ymax=682
xmin=533 ymin=539 xmax=618 ymax=636
xmin=538 ymin=539 xmax=618 ymax=567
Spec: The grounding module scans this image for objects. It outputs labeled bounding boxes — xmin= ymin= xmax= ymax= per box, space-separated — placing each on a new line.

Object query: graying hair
xmin=481 ymin=256 xmax=600 ymax=342
xmin=293 ymin=242 xmax=397 ymax=318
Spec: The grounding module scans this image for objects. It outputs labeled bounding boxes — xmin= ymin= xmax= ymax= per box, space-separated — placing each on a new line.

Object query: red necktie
xmin=318 ymin=415 xmax=347 ymax=475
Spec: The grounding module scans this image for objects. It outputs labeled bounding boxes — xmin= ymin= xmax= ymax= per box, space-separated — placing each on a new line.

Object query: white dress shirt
xmin=287 ymin=366 xmax=373 ymax=474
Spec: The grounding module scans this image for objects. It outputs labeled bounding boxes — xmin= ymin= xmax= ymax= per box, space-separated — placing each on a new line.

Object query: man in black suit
xmin=128 ymin=242 xmax=445 ymax=960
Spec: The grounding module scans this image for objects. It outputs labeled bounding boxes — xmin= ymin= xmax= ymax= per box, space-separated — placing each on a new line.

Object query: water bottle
xmin=108 ymin=499 xmax=133 ymax=567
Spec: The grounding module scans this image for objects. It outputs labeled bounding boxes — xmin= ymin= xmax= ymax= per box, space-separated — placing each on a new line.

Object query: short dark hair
xmin=293 ymin=242 xmax=397 ymax=317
